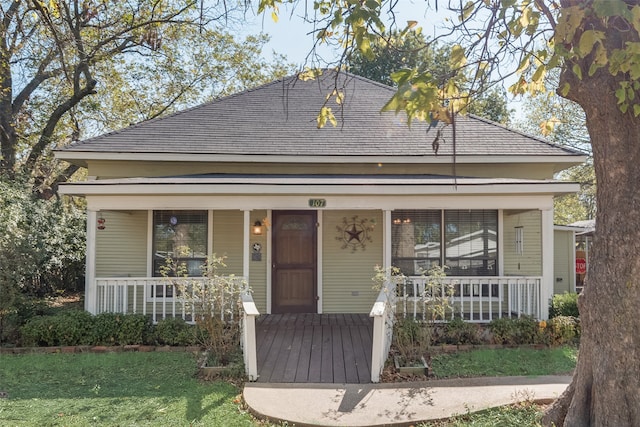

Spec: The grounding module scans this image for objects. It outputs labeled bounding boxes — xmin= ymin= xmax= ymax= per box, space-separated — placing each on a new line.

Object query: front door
xmin=272 ymin=211 xmax=317 ymax=313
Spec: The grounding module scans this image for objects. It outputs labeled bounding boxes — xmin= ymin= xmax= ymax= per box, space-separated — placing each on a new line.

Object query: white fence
xmin=396 ymin=276 xmax=543 ymax=322
xmin=93 ymin=276 xmax=259 ymax=381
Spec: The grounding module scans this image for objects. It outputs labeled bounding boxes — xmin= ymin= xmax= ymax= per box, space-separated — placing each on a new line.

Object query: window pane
xmin=153 ymin=210 xmax=208 ymax=277
xmin=444 ymin=210 xmax=497 ymax=276
xmin=391 ymin=210 xmax=441 ymax=275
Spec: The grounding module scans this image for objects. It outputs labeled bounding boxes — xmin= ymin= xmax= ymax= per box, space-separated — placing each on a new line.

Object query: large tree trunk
xmin=543 ymin=29 xmax=640 ymax=426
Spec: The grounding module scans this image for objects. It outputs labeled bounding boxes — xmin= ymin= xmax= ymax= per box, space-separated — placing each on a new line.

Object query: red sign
xmin=576 ymin=258 xmax=587 ymax=275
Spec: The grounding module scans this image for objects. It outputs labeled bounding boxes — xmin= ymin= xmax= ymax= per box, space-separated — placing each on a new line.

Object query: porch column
xmin=383 ymin=210 xmax=392 ymax=270
xmin=243 ymin=210 xmax=250 ymax=280
xmin=541 ymin=208 xmax=554 ymax=320
xmin=85 ymin=208 xmax=97 ymax=314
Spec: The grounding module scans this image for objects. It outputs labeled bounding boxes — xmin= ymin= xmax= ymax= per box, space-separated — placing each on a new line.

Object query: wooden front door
xmin=272 ymin=211 xmax=317 ymax=313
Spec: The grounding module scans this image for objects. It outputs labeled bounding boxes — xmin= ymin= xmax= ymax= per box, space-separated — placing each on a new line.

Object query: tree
xmin=259 ymin=0 xmax=640 ymax=424
xmin=0 ymin=0 xmax=291 ymax=196
xmin=348 ymin=30 xmax=511 ymax=123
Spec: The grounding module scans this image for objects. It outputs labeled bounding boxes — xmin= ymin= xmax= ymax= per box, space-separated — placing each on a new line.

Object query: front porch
xmin=88 ymin=275 xmax=544 ymax=383
xmin=256 ymin=314 xmax=373 ymax=383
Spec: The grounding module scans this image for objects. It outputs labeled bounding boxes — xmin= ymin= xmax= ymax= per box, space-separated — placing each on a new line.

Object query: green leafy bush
xmin=488 ymin=316 xmax=541 ymax=345
xmin=444 ymin=317 xmax=482 ymax=344
xmin=21 ymin=316 xmax=59 ymax=346
xmin=55 ymin=310 xmax=95 ymax=345
xmin=154 ymin=317 xmax=196 ymax=346
xmin=21 ymin=310 xmax=93 ymax=346
xmin=117 ymin=314 xmax=153 ymax=345
xmin=544 ymin=315 xmax=580 ymax=345
xmin=550 ymin=292 xmax=580 ymax=318
xmin=92 ymin=313 xmax=152 ymax=345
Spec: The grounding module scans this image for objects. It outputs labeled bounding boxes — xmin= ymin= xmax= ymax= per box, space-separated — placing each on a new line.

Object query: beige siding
xmin=95 ymin=211 xmax=148 ymax=277
xmin=554 ymin=230 xmax=575 ymax=294
xmin=249 ymin=210 xmax=268 ymax=313
xmin=212 ymin=211 xmax=244 ymax=276
xmin=322 ymin=210 xmax=383 ymax=313
xmin=87 ymin=160 xmax=560 ymax=181
xmin=503 ymin=210 xmax=542 ymax=276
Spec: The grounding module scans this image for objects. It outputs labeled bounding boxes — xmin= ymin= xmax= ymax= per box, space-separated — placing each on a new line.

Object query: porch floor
xmin=256 ymin=313 xmax=373 ymax=384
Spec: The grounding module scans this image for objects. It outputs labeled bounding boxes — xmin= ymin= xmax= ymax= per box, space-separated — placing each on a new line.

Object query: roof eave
xmin=54 ymin=151 xmax=588 ymax=165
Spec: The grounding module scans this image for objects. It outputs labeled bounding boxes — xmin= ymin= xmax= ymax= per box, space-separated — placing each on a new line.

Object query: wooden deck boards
xmin=256 ymin=314 xmax=373 ymax=384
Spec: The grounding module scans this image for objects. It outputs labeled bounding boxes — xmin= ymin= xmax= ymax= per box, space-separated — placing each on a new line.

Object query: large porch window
xmin=392 ymin=210 xmax=498 ymax=276
xmin=152 ymin=210 xmax=208 ymax=278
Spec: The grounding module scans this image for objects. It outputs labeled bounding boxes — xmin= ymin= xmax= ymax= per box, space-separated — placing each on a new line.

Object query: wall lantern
xmin=252 ymin=220 xmax=263 ymax=235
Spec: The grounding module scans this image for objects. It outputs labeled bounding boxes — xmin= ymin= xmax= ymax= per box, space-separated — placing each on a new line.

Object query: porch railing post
xmin=370 ymin=281 xmax=395 ymax=383
xmin=241 ymin=293 xmax=259 ymax=381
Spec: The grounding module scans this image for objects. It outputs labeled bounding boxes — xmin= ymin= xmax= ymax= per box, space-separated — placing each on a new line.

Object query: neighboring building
xmin=55 ymin=70 xmax=587 ymax=323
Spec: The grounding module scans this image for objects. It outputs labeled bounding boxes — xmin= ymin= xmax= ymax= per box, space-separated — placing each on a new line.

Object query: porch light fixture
xmin=252 ymin=220 xmax=263 ymax=235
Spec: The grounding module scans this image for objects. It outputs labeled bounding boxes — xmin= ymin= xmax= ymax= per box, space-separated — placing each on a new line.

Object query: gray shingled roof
xmin=60 ymin=70 xmax=583 ymax=158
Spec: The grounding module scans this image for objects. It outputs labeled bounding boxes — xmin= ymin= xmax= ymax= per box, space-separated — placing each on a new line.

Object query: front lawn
xmin=0 ymin=352 xmax=257 ymax=426
xmin=431 ymin=346 xmax=577 ymax=378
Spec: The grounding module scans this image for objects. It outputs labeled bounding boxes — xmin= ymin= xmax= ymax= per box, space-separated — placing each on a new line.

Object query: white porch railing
xmin=369 ymin=275 xmax=542 ymax=383
xmin=397 ymin=276 xmax=543 ymax=322
xmin=92 ymin=277 xmax=260 ymax=381
xmin=369 ymin=280 xmax=397 ymax=383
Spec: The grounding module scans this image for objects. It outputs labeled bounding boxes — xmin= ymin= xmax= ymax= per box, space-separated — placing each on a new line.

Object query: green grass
xmin=0 ymin=352 xmax=259 ymax=426
xmin=420 ymin=403 xmax=543 ymax=426
xmin=431 ymin=346 xmax=577 ymax=378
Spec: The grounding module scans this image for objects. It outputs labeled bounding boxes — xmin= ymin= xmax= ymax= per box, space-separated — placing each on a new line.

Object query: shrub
xmin=488 ymin=316 xmax=540 ymax=345
xmin=92 ymin=313 xmax=152 ymax=345
xmin=444 ymin=317 xmax=482 ymax=345
xmin=544 ymin=315 xmax=580 ymax=345
xmin=392 ymin=316 xmax=431 ymax=363
xmin=21 ymin=316 xmax=59 ymax=346
xmin=118 ymin=314 xmax=153 ymax=345
xmin=55 ymin=310 xmax=95 ymax=345
xmin=161 ymin=254 xmax=248 ymax=365
xmin=155 ymin=317 xmax=196 ymax=346
xmin=21 ymin=310 xmax=94 ymax=346
xmin=550 ymin=292 xmax=579 ymax=318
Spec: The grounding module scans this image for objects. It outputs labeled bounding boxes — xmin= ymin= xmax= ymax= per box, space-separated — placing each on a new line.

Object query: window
xmin=153 ymin=210 xmax=208 ymax=280
xmin=392 ymin=210 xmax=498 ymax=276
xmin=444 ymin=210 xmax=497 ymax=276
xmin=392 ymin=210 xmax=441 ymax=275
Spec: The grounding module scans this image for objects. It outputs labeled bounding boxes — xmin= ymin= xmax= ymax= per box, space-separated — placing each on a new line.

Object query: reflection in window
xmin=392 ymin=210 xmax=498 ymax=276
xmin=444 ymin=210 xmax=497 ymax=276
xmin=153 ymin=210 xmax=208 ymax=280
xmin=392 ymin=210 xmax=441 ymax=275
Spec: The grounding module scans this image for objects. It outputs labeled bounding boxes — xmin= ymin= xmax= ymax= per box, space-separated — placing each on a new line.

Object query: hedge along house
xmin=55 ymin=70 xmax=586 ymax=382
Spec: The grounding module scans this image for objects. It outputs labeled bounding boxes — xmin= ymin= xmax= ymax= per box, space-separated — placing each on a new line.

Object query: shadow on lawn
xmin=0 ymin=351 xmax=239 ymax=423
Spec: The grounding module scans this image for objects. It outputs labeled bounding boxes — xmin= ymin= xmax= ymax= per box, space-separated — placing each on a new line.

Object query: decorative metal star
xmin=345 ymin=224 xmax=363 ymax=243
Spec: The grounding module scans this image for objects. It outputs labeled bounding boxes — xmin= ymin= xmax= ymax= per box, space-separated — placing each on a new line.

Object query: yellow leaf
xmin=271 ymin=11 xmax=279 ymax=23
xmin=634 ymin=104 xmax=640 ymax=116
xmin=449 ymin=45 xmax=467 ymax=69
xmin=572 ymin=64 xmax=583 ymax=80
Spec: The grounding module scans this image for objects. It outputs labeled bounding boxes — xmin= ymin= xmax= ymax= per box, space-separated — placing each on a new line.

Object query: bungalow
xmin=55 ymin=70 xmax=586 ymax=382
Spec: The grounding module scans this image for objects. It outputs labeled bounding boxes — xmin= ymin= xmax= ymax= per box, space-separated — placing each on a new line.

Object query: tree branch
xmin=25 ymin=77 xmax=97 ymax=171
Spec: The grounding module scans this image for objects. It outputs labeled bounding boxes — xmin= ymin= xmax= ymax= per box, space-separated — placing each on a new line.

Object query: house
xmin=55 ymin=69 xmax=586 ymax=382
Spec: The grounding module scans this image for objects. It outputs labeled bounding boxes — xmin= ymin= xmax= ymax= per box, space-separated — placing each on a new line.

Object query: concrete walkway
xmin=243 ymin=375 xmax=571 ymax=426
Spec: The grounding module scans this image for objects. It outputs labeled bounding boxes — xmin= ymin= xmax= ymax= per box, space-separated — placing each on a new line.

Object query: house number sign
xmin=308 ymin=198 xmax=327 ymax=208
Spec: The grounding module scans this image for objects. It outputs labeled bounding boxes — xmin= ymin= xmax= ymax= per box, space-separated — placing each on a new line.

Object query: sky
xmin=242 ymin=2 xmax=445 ymax=67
